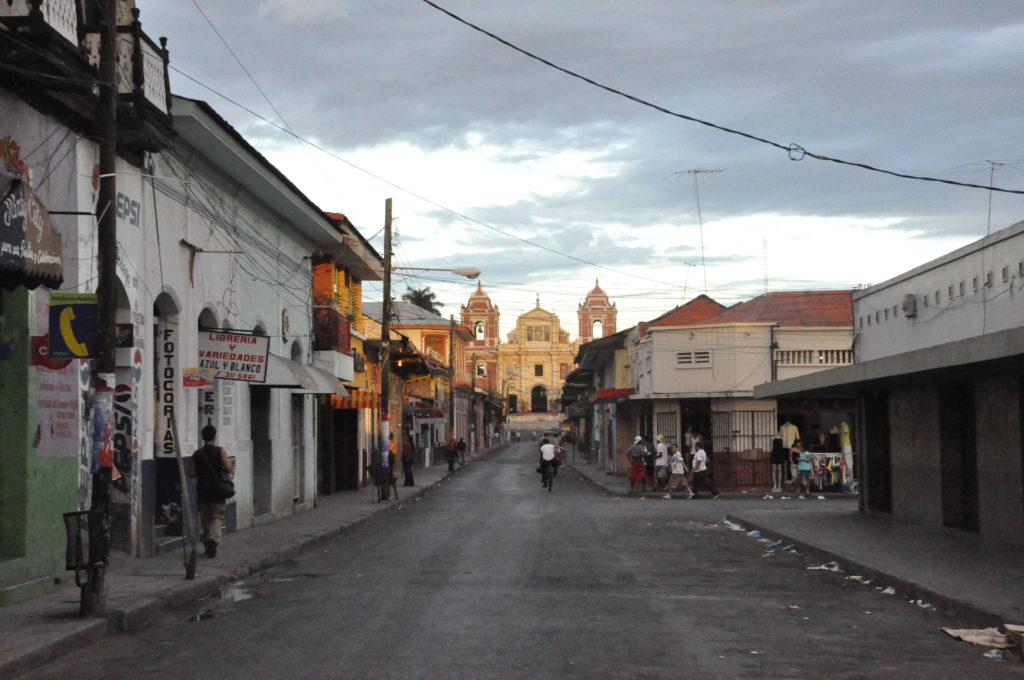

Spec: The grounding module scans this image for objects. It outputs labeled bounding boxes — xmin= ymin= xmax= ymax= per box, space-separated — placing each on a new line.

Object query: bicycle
xmin=542 ymin=461 xmax=555 ymax=492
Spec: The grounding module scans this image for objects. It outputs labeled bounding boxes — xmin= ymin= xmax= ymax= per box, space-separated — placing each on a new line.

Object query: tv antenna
xmin=669 ymin=168 xmax=724 ymax=294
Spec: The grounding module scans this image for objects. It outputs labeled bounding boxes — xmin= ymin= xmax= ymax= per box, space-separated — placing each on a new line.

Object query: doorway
xmin=531 ymin=385 xmax=548 ymax=412
xmin=250 ymin=385 xmax=272 ymax=517
xmin=939 ymin=383 xmax=979 ymax=531
xmin=291 ymin=394 xmax=305 ymax=504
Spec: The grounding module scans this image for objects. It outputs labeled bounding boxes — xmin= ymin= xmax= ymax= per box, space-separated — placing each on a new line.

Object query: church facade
xmin=461 ymin=281 xmax=617 ymax=415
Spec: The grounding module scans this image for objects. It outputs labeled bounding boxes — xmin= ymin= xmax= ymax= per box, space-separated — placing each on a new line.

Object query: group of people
xmin=626 ymin=430 xmax=719 ymax=499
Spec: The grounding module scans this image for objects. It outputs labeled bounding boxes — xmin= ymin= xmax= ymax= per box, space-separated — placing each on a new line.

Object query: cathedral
xmin=461 ymin=281 xmax=617 ymax=415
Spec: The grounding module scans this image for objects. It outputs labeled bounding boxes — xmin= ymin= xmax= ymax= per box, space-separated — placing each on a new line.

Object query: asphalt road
xmin=24 ymin=442 xmax=1022 ymax=679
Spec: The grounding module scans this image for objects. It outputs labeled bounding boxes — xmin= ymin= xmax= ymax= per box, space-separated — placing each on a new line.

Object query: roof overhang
xmin=754 ymin=325 xmax=1024 ymax=400
xmin=265 ymin=354 xmax=348 ymax=395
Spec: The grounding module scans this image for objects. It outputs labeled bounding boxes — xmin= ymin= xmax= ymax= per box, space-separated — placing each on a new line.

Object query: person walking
xmin=690 ymin=436 xmax=719 ymax=499
xmin=402 ymin=434 xmax=416 ymax=487
xmin=627 ymin=435 xmax=647 ymax=493
xmin=654 ymin=434 xmax=670 ymax=492
xmin=457 ymin=437 xmax=467 ymax=465
xmin=189 ymin=424 xmax=234 ymax=558
xmin=667 ymin=443 xmax=693 ymax=498
xmin=446 ymin=437 xmax=457 ymax=472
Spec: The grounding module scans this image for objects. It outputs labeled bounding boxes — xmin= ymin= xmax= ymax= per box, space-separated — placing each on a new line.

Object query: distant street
xmin=24 ymin=442 xmax=1019 ymax=680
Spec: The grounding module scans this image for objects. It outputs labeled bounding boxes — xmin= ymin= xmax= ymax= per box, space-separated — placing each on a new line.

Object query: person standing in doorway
xmin=690 ymin=436 xmax=719 ymax=499
xmin=189 ymin=424 xmax=233 ymax=558
xmin=402 ymin=434 xmax=416 ymax=487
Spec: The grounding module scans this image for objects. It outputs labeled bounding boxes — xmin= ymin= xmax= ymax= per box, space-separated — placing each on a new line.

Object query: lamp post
xmin=378 ymin=201 xmax=478 ymax=479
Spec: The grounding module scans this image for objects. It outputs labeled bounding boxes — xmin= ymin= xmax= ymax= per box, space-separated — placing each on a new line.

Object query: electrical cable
xmin=168 ymin=65 xmax=694 ymax=289
xmin=417 ymin=0 xmax=1024 ymax=196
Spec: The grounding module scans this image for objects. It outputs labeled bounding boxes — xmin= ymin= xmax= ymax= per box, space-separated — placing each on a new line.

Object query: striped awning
xmin=332 ymin=390 xmax=379 ymax=409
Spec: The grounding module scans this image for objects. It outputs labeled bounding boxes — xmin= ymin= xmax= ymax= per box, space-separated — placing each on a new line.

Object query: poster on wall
xmin=197 ymin=330 xmax=269 ymax=382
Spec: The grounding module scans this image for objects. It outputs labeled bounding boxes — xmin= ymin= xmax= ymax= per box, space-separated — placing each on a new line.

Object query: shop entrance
xmin=250 ymin=385 xmax=272 ymax=516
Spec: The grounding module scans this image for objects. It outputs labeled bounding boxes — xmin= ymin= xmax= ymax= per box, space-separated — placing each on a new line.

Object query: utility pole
xmin=448 ymin=314 xmax=456 ymax=444
xmin=83 ymin=0 xmax=119 ymax=617
xmin=379 ymin=199 xmax=393 ymax=471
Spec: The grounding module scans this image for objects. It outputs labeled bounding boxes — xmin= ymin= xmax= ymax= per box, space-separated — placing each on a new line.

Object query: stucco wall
xmin=974 ymin=376 xmax=1024 ymax=545
xmin=888 ymin=385 xmax=943 ymax=527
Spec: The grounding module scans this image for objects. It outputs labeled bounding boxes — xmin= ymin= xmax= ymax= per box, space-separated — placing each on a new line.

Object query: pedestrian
xmin=402 ymin=434 xmax=416 ymax=487
xmin=446 ymin=437 xmax=457 ymax=472
xmin=794 ymin=441 xmax=812 ymax=498
xmin=189 ymin=424 xmax=234 ymax=558
xmin=667 ymin=444 xmax=693 ymax=497
xmin=642 ymin=436 xmax=656 ymax=482
xmin=690 ymin=435 xmax=719 ymax=499
xmin=388 ymin=445 xmax=400 ymax=500
xmin=457 ymin=437 xmax=467 ymax=465
xmin=654 ymin=434 xmax=669 ymax=491
xmin=627 ymin=435 xmax=647 ymax=493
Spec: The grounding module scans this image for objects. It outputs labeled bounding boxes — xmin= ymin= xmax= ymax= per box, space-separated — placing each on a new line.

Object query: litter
xmin=942 ymin=628 xmax=1014 ymax=649
xmin=846 ymin=575 xmax=871 ymax=584
xmin=762 ymin=495 xmax=774 ymax=500
xmin=983 ymin=650 xmax=1006 ymax=660
xmin=914 ymin=599 xmax=933 ymax=609
xmin=780 ymin=496 xmax=791 ymax=500
xmin=723 ymin=520 xmax=745 ymax=531
xmin=747 ymin=531 xmax=764 ymax=539
xmin=781 ymin=544 xmax=799 ymax=553
xmin=662 ymin=494 xmax=671 ymax=499
xmin=817 ymin=495 xmax=826 ymax=500
xmin=766 ymin=539 xmax=783 ymax=549
xmin=881 ymin=586 xmax=896 ymax=595
xmin=807 ymin=561 xmax=842 ymax=572
xmin=787 ymin=605 xmax=801 ymax=610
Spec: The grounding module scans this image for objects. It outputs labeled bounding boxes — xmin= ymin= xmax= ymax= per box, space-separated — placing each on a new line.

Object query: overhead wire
xmin=418 ymin=0 xmax=1024 ymax=196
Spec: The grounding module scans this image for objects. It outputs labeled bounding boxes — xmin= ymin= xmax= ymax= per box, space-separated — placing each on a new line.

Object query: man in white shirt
xmin=667 ymin=445 xmax=693 ymax=498
xmin=690 ymin=438 xmax=719 ymax=499
xmin=538 ymin=438 xmax=559 ymax=487
xmin=654 ymin=434 xmax=670 ymax=491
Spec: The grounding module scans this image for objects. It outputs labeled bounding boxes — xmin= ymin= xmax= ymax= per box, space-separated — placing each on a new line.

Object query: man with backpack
xmin=189 ymin=424 xmax=234 ymax=558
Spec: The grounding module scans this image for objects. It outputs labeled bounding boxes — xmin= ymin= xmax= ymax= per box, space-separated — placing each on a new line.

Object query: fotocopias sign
xmin=197 ymin=330 xmax=269 ymax=382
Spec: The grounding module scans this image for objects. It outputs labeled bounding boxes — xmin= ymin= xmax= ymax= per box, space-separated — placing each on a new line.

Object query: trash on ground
xmin=723 ymin=519 xmax=744 ymax=531
xmin=817 ymin=495 xmax=826 ymax=500
xmin=941 ymin=628 xmax=1015 ymax=649
xmin=747 ymin=530 xmax=763 ymax=539
xmin=983 ymin=649 xmax=1006 ymax=660
xmin=807 ymin=561 xmax=842 ymax=572
xmin=767 ymin=539 xmax=783 ymax=549
xmin=662 ymin=494 xmax=671 ymax=499
xmin=787 ymin=605 xmax=801 ymax=610
xmin=881 ymin=586 xmax=896 ymax=595
xmin=1005 ymin=624 xmax=1024 ymax=650
xmin=782 ymin=544 xmax=799 ymax=553
xmin=763 ymin=495 xmax=774 ymax=500
xmin=913 ymin=599 xmax=933 ymax=609
xmin=780 ymin=496 xmax=791 ymax=500
xmin=846 ymin=575 xmax=871 ymax=584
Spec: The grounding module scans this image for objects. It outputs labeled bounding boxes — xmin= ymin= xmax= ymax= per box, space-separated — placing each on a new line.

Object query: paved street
xmin=23 ymin=442 xmax=1021 ymax=680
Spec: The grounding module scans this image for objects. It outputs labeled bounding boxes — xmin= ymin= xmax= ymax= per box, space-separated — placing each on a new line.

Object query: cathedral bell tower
xmin=461 ymin=281 xmax=499 ymax=348
xmin=578 ymin=280 xmax=617 ymax=343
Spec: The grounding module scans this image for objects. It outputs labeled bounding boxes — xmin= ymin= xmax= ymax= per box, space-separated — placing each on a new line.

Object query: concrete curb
xmin=726 ymin=513 xmax=1002 ymax=629
xmin=6 ymin=453 xmax=498 ymax=679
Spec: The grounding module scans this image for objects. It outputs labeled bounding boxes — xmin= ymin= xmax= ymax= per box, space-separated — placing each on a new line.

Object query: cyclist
xmin=537 ymin=437 xmax=559 ymax=488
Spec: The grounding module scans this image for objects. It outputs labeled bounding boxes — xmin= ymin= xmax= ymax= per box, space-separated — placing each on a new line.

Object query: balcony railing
xmin=0 ymin=0 xmax=78 ymax=45
xmin=84 ymin=9 xmax=170 ymax=114
xmin=313 ymin=307 xmax=352 ymax=354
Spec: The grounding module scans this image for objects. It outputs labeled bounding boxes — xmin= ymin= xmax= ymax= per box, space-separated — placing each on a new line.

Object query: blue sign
xmin=48 ymin=293 xmax=97 ymax=359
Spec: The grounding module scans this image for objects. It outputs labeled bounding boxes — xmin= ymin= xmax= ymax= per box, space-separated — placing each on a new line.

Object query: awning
xmin=332 ymin=390 xmax=379 ymax=409
xmin=592 ymin=387 xmax=636 ymax=403
xmin=0 ymin=178 xmax=63 ymax=290
xmin=403 ymin=401 xmax=446 ymax=423
xmin=265 ymin=354 xmax=347 ymax=395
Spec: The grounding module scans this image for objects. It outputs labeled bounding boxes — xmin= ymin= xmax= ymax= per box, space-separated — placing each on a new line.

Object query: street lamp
xmin=377 ymin=200 xmax=479 ymax=491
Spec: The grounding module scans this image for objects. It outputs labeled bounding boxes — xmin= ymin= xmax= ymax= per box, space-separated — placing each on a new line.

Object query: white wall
xmin=855 ymin=220 xmax=1024 ymax=362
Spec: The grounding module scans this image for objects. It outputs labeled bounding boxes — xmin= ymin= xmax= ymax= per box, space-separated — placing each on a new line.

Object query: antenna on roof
xmin=670 ymin=168 xmax=724 ymax=294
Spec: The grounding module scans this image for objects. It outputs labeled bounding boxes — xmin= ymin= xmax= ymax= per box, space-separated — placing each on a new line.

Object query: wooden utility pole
xmin=379 ymin=199 xmax=393 ymax=467
xmin=448 ymin=314 xmax=456 ymax=444
xmin=82 ymin=0 xmax=119 ymax=617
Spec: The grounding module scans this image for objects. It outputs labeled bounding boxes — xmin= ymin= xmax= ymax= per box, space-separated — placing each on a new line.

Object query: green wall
xmin=0 ymin=289 xmax=80 ymax=605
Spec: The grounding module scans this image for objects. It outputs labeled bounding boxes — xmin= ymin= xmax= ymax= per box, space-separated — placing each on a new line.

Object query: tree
xmin=402 ymin=286 xmax=443 ymax=315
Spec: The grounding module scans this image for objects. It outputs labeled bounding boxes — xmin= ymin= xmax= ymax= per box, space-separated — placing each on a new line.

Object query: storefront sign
xmin=183 ymin=367 xmax=215 ymax=387
xmin=198 ymin=330 xmax=269 ymax=382
xmin=48 ymin=293 xmax=97 ymax=359
xmin=157 ymin=325 xmax=177 ymax=458
xmin=0 ymin=177 xmax=63 ymax=290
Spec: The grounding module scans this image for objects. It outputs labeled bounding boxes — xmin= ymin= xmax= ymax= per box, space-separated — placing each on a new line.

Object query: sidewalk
xmin=0 ymin=449 xmax=495 ymax=679
xmin=568 ymin=457 xmax=1024 ymax=629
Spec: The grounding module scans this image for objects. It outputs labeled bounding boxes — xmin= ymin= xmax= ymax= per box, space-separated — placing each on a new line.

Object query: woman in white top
xmin=654 ymin=434 xmax=670 ymax=491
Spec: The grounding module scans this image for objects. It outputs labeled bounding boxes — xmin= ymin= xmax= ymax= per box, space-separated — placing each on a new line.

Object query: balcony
xmin=313 ymin=307 xmax=352 ymax=354
xmin=0 ymin=0 xmax=78 ymax=45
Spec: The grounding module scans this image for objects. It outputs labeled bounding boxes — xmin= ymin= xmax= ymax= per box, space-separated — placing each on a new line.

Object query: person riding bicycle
xmin=537 ymin=437 xmax=560 ymax=487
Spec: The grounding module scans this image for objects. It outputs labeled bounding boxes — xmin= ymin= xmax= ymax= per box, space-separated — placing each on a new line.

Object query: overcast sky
xmin=140 ymin=0 xmax=1024 ymax=339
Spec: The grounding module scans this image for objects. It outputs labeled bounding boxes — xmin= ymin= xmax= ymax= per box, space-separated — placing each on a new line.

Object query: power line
xmin=167 ymin=65 xmax=692 ymax=290
xmin=417 ymin=0 xmax=1024 ymax=197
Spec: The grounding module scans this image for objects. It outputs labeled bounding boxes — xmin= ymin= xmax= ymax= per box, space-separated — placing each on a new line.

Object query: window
xmin=934 ymin=291 xmax=940 ymax=305
xmin=986 ymin=271 xmax=993 ymax=287
xmin=534 ymin=364 xmax=543 ymax=377
xmin=1003 ymin=266 xmax=1010 ymax=283
xmin=474 ymin=320 xmax=485 ymax=339
xmin=973 ymin=276 xmax=979 ymax=292
xmin=884 ymin=308 xmax=889 ymax=320
xmin=476 ymin=363 xmax=487 ymax=377
xmin=526 ymin=325 xmax=550 ymax=342
xmin=592 ymin=319 xmax=603 ymax=339
xmin=559 ymin=363 xmax=569 ymax=380
xmin=776 ymin=349 xmax=853 ymax=366
xmin=675 ymin=350 xmax=711 ymax=367
xmin=959 ymin=281 xmax=965 ymax=296
xmin=859 ymin=316 xmax=863 ymax=328
xmin=948 ymin=285 xmax=954 ymax=301
xmin=893 ymin=305 xmax=899 ymax=318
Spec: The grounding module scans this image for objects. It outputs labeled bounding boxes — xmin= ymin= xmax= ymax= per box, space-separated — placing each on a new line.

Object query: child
xmin=793 ymin=442 xmax=812 ymax=497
